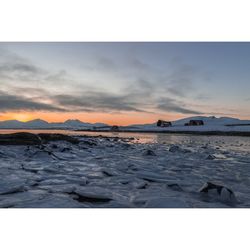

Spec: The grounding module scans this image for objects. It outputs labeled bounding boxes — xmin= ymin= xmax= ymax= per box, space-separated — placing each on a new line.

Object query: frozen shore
xmin=75 ymin=128 xmax=250 ymax=137
xmin=0 ymin=132 xmax=250 ymax=208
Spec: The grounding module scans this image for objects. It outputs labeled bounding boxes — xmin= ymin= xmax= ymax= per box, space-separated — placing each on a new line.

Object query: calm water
xmin=0 ymin=129 xmax=250 ymax=153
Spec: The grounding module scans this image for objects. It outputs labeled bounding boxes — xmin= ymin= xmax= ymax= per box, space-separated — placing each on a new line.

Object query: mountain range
xmin=0 ymin=119 xmax=108 ymax=129
xmin=0 ymin=116 xmax=250 ymax=129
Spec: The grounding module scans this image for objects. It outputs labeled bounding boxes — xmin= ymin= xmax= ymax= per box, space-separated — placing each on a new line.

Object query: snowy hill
xmin=172 ymin=116 xmax=243 ymax=126
xmin=125 ymin=116 xmax=250 ymax=132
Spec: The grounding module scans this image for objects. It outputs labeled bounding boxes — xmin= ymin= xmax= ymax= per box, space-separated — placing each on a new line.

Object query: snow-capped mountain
xmin=0 ymin=119 xmax=108 ymax=129
xmin=25 ymin=119 xmax=49 ymax=128
xmin=0 ymin=120 xmax=24 ymax=128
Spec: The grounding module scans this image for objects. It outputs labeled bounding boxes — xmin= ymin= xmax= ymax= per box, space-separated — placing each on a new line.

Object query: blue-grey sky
xmin=0 ymin=42 xmax=250 ymax=124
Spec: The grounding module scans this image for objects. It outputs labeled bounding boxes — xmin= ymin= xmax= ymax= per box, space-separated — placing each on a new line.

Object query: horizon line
xmin=0 ymin=115 xmax=243 ymax=126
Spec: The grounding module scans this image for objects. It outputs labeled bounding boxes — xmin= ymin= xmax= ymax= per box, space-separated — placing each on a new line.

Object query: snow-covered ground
xmin=0 ymin=133 xmax=250 ymax=208
xmin=124 ymin=116 xmax=250 ymax=132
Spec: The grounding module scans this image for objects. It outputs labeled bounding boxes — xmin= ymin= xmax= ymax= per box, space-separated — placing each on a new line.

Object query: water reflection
xmin=0 ymin=129 xmax=250 ymax=153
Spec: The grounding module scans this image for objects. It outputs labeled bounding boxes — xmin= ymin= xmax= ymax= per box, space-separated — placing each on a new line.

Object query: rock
xmin=0 ymin=133 xmax=79 ymax=145
xmin=169 ymin=145 xmax=180 ymax=152
xmin=51 ymin=144 xmax=58 ymax=149
xmin=38 ymin=133 xmax=79 ymax=144
xmin=0 ymin=132 xmax=42 ymax=145
xmin=199 ymin=182 xmax=237 ymax=203
xmin=143 ymin=149 xmax=156 ymax=156
xmin=206 ymin=154 xmax=216 ymax=160
xmin=79 ymin=140 xmax=97 ymax=146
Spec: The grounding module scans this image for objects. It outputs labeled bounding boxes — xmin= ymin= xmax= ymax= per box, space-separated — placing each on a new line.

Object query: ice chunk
xmin=72 ymin=186 xmax=113 ymax=203
xmin=199 ymin=182 xmax=237 ymax=204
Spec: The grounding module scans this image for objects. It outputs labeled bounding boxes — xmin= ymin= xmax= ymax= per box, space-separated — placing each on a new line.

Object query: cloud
xmin=157 ymin=97 xmax=203 ymax=115
xmin=161 ymin=62 xmax=197 ymax=97
xmin=0 ymin=49 xmax=46 ymax=82
xmin=194 ymin=93 xmax=211 ymax=101
xmin=0 ymin=47 xmax=210 ymax=116
xmin=0 ymin=90 xmax=66 ymax=112
xmin=54 ymin=91 xmax=146 ymax=113
xmin=0 ymin=63 xmax=42 ymax=74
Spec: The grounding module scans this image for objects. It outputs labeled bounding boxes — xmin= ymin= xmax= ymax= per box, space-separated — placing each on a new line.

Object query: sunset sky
xmin=0 ymin=42 xmax=250 ymax=125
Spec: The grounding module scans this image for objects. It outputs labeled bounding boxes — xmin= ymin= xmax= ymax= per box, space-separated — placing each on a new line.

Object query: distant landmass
xmin=0 ymin=119 xmax=108 ymax=129
xmin=0 ymin=116 xmax=250 ymax=131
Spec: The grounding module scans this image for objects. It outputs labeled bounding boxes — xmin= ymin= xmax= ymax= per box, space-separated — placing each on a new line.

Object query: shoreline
xmin=75 ymin=129 xmax=250 ymax=137
xmin=0 ymin=128 xmax=250 ymax=137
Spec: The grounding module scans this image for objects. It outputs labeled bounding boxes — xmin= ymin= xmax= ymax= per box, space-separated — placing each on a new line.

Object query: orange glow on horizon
xmin=1 ymin=113 xmax=33 ymax=122
xmin=1 ymin=111 xmax=248 ymax=125
xmin=0 ymin=111 xmax=183 ymax=125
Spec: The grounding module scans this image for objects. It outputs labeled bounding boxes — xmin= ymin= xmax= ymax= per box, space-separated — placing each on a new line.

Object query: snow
xmin=126 ymin=116 xmax=250 ymax=132
xmin=0 ymin=133 xmax=250 ymax=208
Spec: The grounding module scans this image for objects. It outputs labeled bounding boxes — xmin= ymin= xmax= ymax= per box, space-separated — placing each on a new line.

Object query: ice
xmin=72 ymin=186 xmax=114 ymax=203
xmin=0 ymin=181 xmax=25 ymax=195
xmin=14 ymin=194 xmax=88 ymax=208
xmin=0 ymin=133 xmax=250 ymax=207
xmin=199 ymin=182 xmax=238 ymax=205
xmin=0 ymin=189 xmax=48 ymax=208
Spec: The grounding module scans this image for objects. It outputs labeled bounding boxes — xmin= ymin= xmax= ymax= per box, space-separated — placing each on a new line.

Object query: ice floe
xmin=0 ymin=133 xmax=250 ymax=207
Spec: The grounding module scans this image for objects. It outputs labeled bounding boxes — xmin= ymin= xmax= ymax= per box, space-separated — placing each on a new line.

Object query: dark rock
xmin=79 ymin=140 xmax=97 ymax=146
xmin=38 ymin=133 xmax=79 ymax=144
xmin=0 ymin=132 xmax=42 ymax=145
xmin=206 ymin=154 xmax=216 ymax=160
xmin=169 ymin=145 xmax=180 ymax=153
xmin=102 ymin=170 xmax=114 ymax=177
xmin=143 ymin=149 xmax=156 ymax=156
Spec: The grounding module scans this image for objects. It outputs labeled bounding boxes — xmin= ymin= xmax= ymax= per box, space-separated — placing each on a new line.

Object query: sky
xmin=0 ymin=42 xmax=250 ymax=125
